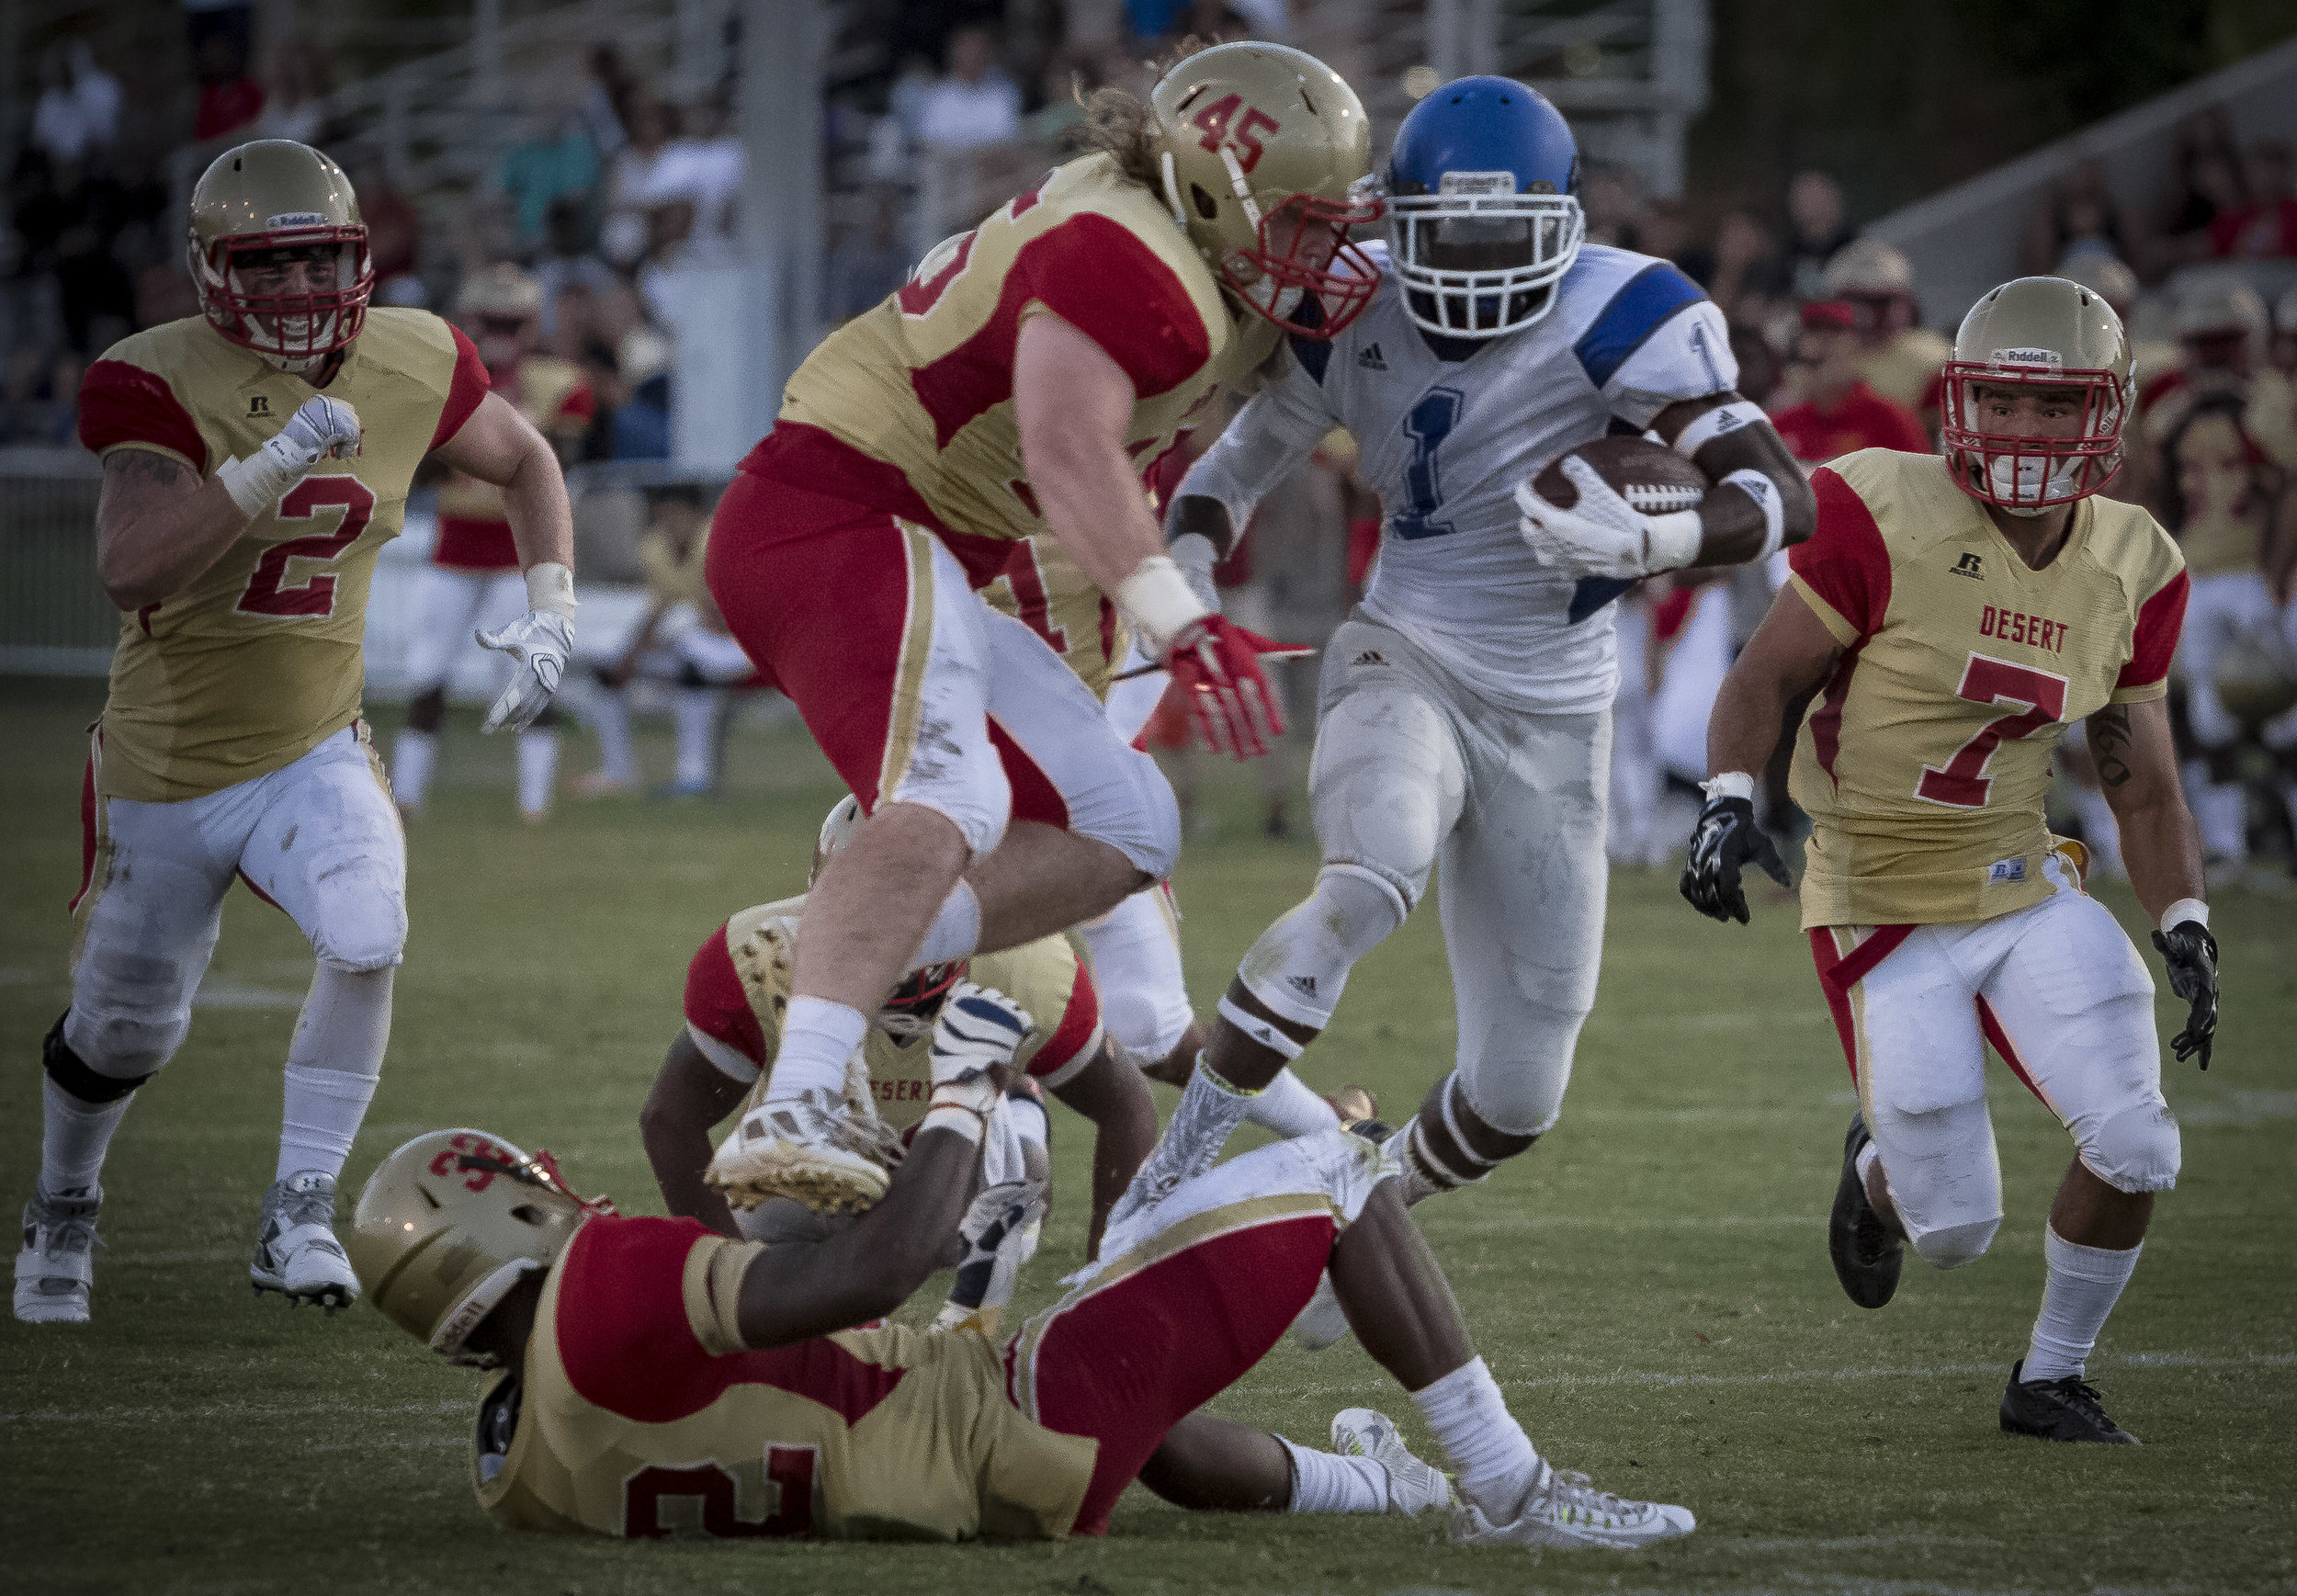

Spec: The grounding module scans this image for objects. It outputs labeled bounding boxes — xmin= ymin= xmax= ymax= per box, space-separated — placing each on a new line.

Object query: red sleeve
xmin=2117 ymin=568 xmax=2189 ymax=691
xmin=1017 ymin=215 xmax=1214 ymax=398
xmin=680 ymin=923 xmax=768 ymax=1069
xmin=426 ymin=323 xmax=492 ymax=451
xmin=1026 ymin=955 xmax=1103 ymax=1083
xmin=1790 ymin=467 xmax=1893 ymax=640
xmin=77 ymin=359 xmax=208 ymax=473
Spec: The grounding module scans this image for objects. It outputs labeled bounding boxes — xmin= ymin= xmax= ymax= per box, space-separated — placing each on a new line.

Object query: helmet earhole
xmin=1192 ymin=184 xmax=1219 ymax=221
xmin=509 ymin=1205 xmax=545 ymax=1225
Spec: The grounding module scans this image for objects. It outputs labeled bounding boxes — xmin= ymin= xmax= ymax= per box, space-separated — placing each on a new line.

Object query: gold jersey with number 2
xmin=1787 ymin=449 xmax=2189 ymax=927
xmin=77 ymin=310 xmax=488 ymax=802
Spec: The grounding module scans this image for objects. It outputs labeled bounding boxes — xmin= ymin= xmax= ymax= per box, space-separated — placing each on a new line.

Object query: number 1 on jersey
xmin=1917 ymin=652 xmax=2069 ymax=809
xmin=1394 ymin=388 xmax=1463 ymax=541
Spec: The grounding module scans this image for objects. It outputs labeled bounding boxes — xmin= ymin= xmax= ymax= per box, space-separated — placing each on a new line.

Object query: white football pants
xmin=2176 ymin=571 xmax=2278 ymax=751
xmin=401 ymin=565 xmax=528 ymax=696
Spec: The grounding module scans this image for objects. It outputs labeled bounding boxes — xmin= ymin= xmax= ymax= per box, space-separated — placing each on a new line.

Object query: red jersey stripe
xmin=1029 ymin=956 xmax=1103 ymax=1081
xmin=682 ymin=922 xmax=768 ymax=1068
xmin=1807 ymin=639 xmax=1865 ymax=786
xmin=554 ymin=1215 xmax=906 ymax=1425
xmin=427 ymin=323 xmax=492 ymax=451
xmin=2116 ymin=567 xmax=2189 ymax=691
xmin=1793 ymin=468 xmax=1894 ymax=639
xmin=77 ymin=359 xmax=209 ymax=473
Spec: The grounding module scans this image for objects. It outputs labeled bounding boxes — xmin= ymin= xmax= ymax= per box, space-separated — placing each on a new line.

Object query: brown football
xmin=1530 ymin=436 xmax=1709 ymax=515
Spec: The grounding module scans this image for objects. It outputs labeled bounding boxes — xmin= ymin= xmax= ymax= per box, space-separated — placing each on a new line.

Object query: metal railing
xmin=0 ymin=447 xmax=112 ymax=675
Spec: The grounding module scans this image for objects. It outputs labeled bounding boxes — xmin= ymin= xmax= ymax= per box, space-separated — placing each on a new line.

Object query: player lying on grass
xmin=348 ymin=986 xmax=1695 ymax=1549
xmin=641 ymin=798 xmax=1157 ymax=1264
xmin=1680 ymin=276 xmax=2219 ymax=1443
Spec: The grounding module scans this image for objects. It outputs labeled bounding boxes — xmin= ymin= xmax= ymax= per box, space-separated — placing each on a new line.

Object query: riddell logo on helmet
xmin=1990 ymin=346 xmax=2063 ymax=370
xmin=266 ymin=211 xmax=329 ymax=229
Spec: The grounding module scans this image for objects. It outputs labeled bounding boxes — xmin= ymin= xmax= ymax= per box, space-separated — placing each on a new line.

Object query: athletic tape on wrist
xmin=215 ymin=452 xmax=298 ymax=519
xmin=2158 ymin=897 xmax=2209 ymax=934
xmin=523 ymin=560 xmax=577 ymax=618
xmin=1644 ymin=509 xmax=1703 ymax=571
xmin=1701 ymin=771 xmax=1756 ymax=804
xmin=921 ymin=1103 xmax=988 ymax=1146
xmin=1216 ymin=994 xmax=1304 ymax=1059
xmin=1670 ymin=402 xmax=1766 ymax=459
xmin=1117 ymin=556 xmax=1211 ymax=655
xmin=1722 ymin=469 xmax=1787 ymax=560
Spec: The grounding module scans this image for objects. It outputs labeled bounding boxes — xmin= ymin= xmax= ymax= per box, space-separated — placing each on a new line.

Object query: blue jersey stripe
xmin=1573 ymin=263 xmax=1706 ymax=390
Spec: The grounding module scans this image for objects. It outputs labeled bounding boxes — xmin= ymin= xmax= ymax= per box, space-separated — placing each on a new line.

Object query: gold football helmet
xmin=1149 ymin=41 xmax=1379 ymax=338
xmin=187 ymin=140 xmax=373 ymax=369
xmin=347 ymin=1129 xmax=612 ymax=1366
xmin=1939 ymin=276 xmax=2133 ymax=511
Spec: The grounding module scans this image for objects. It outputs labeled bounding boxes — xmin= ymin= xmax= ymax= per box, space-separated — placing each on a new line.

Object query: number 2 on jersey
xmin=1916 ymin=652 xmax=2069 ymax=809
xmin=236 ymin=475 xmax=375 ymax=618
xmin=1393 ymin=388 xmax=1463 ymax=541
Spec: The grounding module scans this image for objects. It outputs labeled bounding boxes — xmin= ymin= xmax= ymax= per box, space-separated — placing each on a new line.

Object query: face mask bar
xmin=194 ymin=223 xmax=374 ymax=366
xmin=1939 ymin=362 xmax=2128 ymax=510
xmin=1221 ymin=187 xmax=1386 ymax=341
xmin=1386 ymin=190 xmax=1585 ymax=338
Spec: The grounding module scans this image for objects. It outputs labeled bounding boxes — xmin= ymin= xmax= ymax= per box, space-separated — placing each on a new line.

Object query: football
xmin=1530 ymin=435 xmax=1710 ymax=515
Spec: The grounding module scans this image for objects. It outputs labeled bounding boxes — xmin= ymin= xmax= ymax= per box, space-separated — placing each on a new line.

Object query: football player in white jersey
xmin=1116 ymin=79 xmax=1814 ymax=1333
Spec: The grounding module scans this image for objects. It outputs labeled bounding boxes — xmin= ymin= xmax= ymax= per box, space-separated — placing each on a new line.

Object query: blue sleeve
xmin=1572 ymin=263 xmax=1709 ymax=390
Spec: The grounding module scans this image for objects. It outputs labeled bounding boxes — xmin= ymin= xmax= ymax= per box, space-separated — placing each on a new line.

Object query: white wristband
xmin=215 ymin=451 xmax=298 ymax=519
xmin=1722 ymin=469 xmax=1787 ymax=561
xmin=1671 ymin=401 xmax=1767 ymax=458
xmin=1701 ymin=771 xmax=1757 ymax=803
xmin=1116 ymin=555 xmax=1212 ymax=655
xmin=2158 ymin=898 xmax=2209 ymax=934
xmin=920 ymin=1103 xmax=988 ymax=1146
xmin=523 ymin=560 xmax=577 ymax=619
xmin=1644 ymin=509 xmax=1703 ymax=572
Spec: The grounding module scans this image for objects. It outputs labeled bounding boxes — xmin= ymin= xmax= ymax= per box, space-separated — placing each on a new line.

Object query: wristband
xmin=1644 ymin=509 xmax=1703 ymax=572
xmin=215 ymin=451 xmax=298 ymax=519
xmin=1216 ymin=994 xmax=1302 ymax=1059
xmin=1671 ymin=402 xmax=1766 ymax=458
xmin=1722 ymin=469 xmax=1787 ymax=560
xmin=2158 ymin=897 xmax=2209 ymax=934
xmin=920 ymin=1103 xmax=988 ymax=1146
xmin=1116 ymin=556 xmax=1211 ymax=655
xmin=523 ymin=560 xmax=577 ymax=619
xmin=1701 ymin=771 xmax=1757 ymax=804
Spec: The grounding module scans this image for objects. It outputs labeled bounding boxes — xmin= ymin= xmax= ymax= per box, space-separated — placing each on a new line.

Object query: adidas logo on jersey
xmin=1357 ymin=343 xmax=1388 ymax=371
xmin=1290 ymin=975 xmax=1318 ymax=997
xmin=1951 ymin=551 xmax=1985 ymax=580
xmin=1352 ymin=650 xmax=1386 ymax=666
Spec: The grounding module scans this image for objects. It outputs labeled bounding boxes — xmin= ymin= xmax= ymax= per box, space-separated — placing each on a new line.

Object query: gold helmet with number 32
xmin=1940 ymin=276 xmax=2133 ymax=513
xmin=187 ymin=139 xmax=374 ymax=371
xmin=347 ymin=1129 xmax=613 ymax=1367
xmin=1148 ymin=41 xmax=1380 ymax=339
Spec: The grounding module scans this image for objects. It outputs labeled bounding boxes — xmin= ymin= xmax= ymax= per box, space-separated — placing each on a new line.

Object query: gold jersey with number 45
xmin=1787 ymin=448 xmax=2189 ymax=927
xmin=78 ymin=309 xmax=488 ymax=801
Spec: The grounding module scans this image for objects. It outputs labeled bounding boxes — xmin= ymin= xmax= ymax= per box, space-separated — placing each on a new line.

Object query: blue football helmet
xmin=1386 ymin=76 xmax=1585 ymax=339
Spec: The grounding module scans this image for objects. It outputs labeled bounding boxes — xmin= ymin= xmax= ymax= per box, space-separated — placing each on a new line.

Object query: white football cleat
xmin=1289 ymin=1269 xmax=1353 ymax=1349
xmin=1453 ymin=1459 xmax=1696 ymax=1550
xmin=1330 ymin=1407 xmax=1454 ymax=1516
xmin=251 ymin=1172 xmax=360 ymax=1311
xmin=707 ymin=1088 xmax=896 ymax=1214
xmin=15 ymin=1186 xmax=101 ymax=1324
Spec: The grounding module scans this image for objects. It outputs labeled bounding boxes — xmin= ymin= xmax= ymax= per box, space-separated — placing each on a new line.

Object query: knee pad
xmin=1454 ymin=1002 xmax=1582 ymax=1138
xmin=1058 ymin=745 xmax=1180 ymax=881
xmin=902 ymin=759 xmax=1013 ymax=861
xmin=1238 ymin=866 xmax=1409 ymax=1028
xmin=2078 ymin=1098 xmax=2181 ymax=1194
xmin=66 ymin=946 xmax=199 ymax=1079
xmin=306 ymin=867 xmax=409 ymax=974
xmin=1910 ymin=1215 xmax=1999 ymax=1271
xmin=1309 ymin=688 xmax=1459 ymax=910
xmin=43 ymin=1011 xmax=153 ymax=1104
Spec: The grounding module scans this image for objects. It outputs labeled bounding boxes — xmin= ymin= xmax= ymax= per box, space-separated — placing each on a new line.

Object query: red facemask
xmin=198 ymin=224 xmax=374 ymax=365
xmin=1939 ymin=363 xmax=2128 ymax=510
xmin=1223 ymin=191 xmax=1385 ymax=340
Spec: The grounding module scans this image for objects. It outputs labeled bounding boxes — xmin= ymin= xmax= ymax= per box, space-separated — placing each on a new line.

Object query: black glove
xmin=1680 ymin=795 xmax=1793 ymax=925
xmin=2150 ymin=920 xmax=2218 ymax=1070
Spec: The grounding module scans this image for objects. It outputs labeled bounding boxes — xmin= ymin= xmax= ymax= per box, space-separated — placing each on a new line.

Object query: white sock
xmin=1278 ymin=1436 xmax=1390 ymax=1513
xmin=391 ymin=729 xmax=436 ymax=809
xmin=1854 ymin=1139 xmax=1881 ymax=1186
xmin=2064 ymin=783 xmax=2124 ymax=877
xmin=914 ymin=879 xmax=981 ymax=967
xmin=2023 ymin=1225 xmax=2142 ymax=1383
xmin=587 ymin=688 xmax=637 ymax=784
xmin=1409 ymin=1356 xmax=1540 ymax=1519
xmin=516 ymin=728 xmax=559 ymax=817
xmin=1240 ymin=1068 xmax=1342 ymax=1138
xmin=764 ymin=996 xmax=869 ymax=1101
xmin=40 ymin=1077 xmax=132 ymax=1199
xmin=671 ymin=687 xmax=719 ymax=787
xmin=277 ymin=966 xmax=392 ymax=1181
xmin=1074 ymin=887 xmax=1194 ymax=1058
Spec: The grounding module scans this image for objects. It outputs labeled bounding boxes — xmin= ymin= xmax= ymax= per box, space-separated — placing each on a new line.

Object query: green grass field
xmin=3 ymin=674 xmax=2292 ymax=1596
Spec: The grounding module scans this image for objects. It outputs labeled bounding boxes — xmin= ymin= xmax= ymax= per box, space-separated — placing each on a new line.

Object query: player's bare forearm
xmin=1051 ymin=1046 xmax=1160 ymax=1259
xmin=430 ymin=390 xmax=575 ymax=571
xmin=1708 ymin=585 xmax=1842 ymax=778
xmin=2090 ymin=698 xmax=2206 ymax=921
xmin=639 ymin=1035 xmax=746 ymax=1237
xmin=731 ymin=1125 xmax=980 ymax=1348
xmin=1653 ymin=394 xmax=1816 ymax=569
xmin=94 ymin=449 xmax=251 ymax=611
xmin=1013 ymin=311 xmax=1164 ymax=596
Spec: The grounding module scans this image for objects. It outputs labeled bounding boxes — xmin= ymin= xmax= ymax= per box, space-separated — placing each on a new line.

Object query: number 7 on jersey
xmin=1917 ymin=652 xmax=2069 ymax=809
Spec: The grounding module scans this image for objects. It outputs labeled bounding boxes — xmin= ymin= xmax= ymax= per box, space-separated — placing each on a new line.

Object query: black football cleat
xmin=1828 ymin=1112 xmax=1903 ymax=1308
xmin=2000 ymin=1360 xmax=2139 ymax=1443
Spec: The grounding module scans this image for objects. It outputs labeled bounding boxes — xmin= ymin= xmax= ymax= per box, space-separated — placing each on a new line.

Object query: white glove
xmin=926 ymin=981 xmax=1034 ymax=1117
xmin=1169 ymin=532 xmax=1224 ymax=615
xmin=931 ymin=1179 xmax=1049 ymax=1332
xmin=1511 ymin=456 xmax=1703 ymax=580
xmin=477 ymin=609 xmax=573 ymax=732
xmin=216 ymin=395 xmax=363 ymax=517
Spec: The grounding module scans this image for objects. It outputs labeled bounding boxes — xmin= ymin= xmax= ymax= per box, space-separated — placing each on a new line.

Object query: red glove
xmin=1166 ymin=617 xmax=1310 ymax=761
